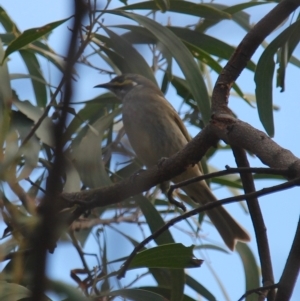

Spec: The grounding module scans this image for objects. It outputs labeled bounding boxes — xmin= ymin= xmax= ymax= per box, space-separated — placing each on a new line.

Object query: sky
xmin=0 ymin=0 xmax=299 ymax=300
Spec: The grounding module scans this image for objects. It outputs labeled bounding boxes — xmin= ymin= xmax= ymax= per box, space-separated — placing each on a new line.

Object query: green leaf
xmin=137 ymin=286 xmax=199 ymax=301
xmin=63 ymin=156 xmax=81 ymax=193
xmin=186 ymin=274 xmax=217 ymax=301
xmin=10 ymin=73 xmax=55 ymax=87
xmin=92 ymin=35 xmax=127 ymax=73
xmin=108 ymin=288 xmax=167 ymax=301
xmin=107 ymin=10 xmax=211 ymax=124
xmin=154 ymin=0 xmax=170 ymax=12
xmin=10 ymin=111 xmax=41 ymax=181
xmin=63 ymin=93 xmax=120 ymax=144
xmin=131 ymin=196 xmax=187 ymax=301
xmin=102 ymin=27 xmax=157 ymax=84
xmin=194 ymin=244 xmax=229 ymax=254
xmin=19 ymin=49 xmax=47 ymax=107
xmin=135 ymin=195 xmax=174 ymax=245
xmin=0 ymin=281 xmax=31 ymax=301
xmin=212 ymin=177 xmax=243 ymax=189
xmin=0 ymin=38 xmax=12 ymax=148
xmin=12 ymin=98 xmax=54 ymax=147
xmin=129 ymin=243 xmax=202 ymax=269
xmin=236 ymin=242 xmax=260 ymax=301
xmin=0 ymin=6 xmax=20 ymax=33
xmin=118 ymin=1 xmax=231 ymax=20
xmin=2 ymin=130 xmax=18 ymax=167
xmin=170 ymin=270 xmax=186 ymax=301
xmin=1 ymin=16 xmax=72 ymax=63
xmin=31 ymin=42 xmax=66 ymax=74
xmin=72 ymin=109 xmax=121 ymax=188
xmin=168 ymin=27 xmax=256 ymax=72
xmin=277 ymin=22 xmax=300 ymax=91
xmin=48 ymin=280 xmax=89 ymax=301
xmin=0 ymin=33 xmax=15 ymax=44
xmin=255 ymin=20 xmax=300 ymax=137
xmin=0 ymin=38 xmax=12 ymax=105
xmin=197 ymin=2 xmax=252 ymax=32
xmin=230 ymin=1 xmax=271 ymax=12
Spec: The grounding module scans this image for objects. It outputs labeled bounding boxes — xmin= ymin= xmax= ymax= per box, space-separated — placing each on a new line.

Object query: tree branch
xmin=211 ymin=116 xmax=300 ymax=176
xmin=30 ymin=1 xmax=86 ymax=300
xmin=232 ymin=147 xmax=275 ymax=301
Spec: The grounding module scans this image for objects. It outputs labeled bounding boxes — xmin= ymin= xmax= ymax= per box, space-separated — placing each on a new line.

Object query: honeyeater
xmin=95 ymin=73 xmax=250 ymax=250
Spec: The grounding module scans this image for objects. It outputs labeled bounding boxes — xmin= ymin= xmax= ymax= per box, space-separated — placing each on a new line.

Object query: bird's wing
xmin=172 ymin=111 xmax=192 ymax=142
xmin=162 ymin=96 xmax=205 ymax=174
xmin=157 ymin=98 xmax=192 ymax=142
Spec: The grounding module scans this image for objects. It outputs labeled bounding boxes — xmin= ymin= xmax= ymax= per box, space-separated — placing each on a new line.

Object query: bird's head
xmin=94 ymin=74 xmax=159 ymax=100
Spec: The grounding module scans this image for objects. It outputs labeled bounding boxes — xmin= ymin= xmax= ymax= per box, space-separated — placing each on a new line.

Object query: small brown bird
xmin=95 ymin=74 xmax=250 ymax=250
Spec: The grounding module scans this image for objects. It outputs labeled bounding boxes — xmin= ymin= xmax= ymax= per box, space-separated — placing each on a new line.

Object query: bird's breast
xmin=122 ymin=94 xmax=188 ymax=168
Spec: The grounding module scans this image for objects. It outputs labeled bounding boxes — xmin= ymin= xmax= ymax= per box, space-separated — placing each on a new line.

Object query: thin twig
xmin=232 ymin=147 xmax=275 ymax=301
xmin=237 ymin=284 xmax=278 ymax=301
xmin=168 ymin=166 xmax=289 ymax=210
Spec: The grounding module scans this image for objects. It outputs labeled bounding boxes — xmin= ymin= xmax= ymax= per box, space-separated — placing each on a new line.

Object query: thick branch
xmin=59 ymin=117 xmax=300 ymax=219
xmin=60 ymin=126 xmax=218 ymax=211
xmin=211 ymin=116 xmax=300 ymax=176
xmin=31 ymin=2 xmax=86 ymax=300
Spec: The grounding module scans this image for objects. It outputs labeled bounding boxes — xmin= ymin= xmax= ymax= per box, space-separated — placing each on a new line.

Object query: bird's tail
xmin=182 ymin=182 xmax=250 ymax=250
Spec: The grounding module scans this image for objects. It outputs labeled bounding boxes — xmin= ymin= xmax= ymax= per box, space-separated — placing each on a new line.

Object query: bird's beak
xmin=94 ymin=82 xmax=111 ymax=89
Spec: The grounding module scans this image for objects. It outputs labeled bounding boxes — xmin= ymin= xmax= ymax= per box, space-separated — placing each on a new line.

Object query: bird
xmin=95 ymin=73 xmax=250 ymax=250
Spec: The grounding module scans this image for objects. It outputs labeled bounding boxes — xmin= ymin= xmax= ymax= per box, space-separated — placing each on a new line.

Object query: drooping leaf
xmin=0 ymin=38 xmax=12 ymax=148
xmin=136 ymin=195 xmax=174 ymax=245
xmin=0 ymin=6 xmax=21 ymax=33
xmin=186 ymin=274 xmax=217 ymax=301
xmin=128 ymin=243 xmax=202 ymax=269
xmin=48 ymin=280 xmax=89 ymax=301
xmin=63 ymin=93 xmax=120 ymax=145
xmin=12 ymin=98 xmax=54 ymax=147
xmin=168 ymin=26 xmax=256 ymax=72
xmin=10 ymin=73 xmax=55 ymax=87
xmin=10 ymin=111 xmax=40 ymax=181
xmin=108 ymin=288 xmax=167 ymax=301
xmin=19 ymin=49 xmax=47 ymax=107
xmin=63 ymin=156 xmax=81 ymax=193
xmin=92 ymin=35 xmax=127 ymax=73
xmin=277 ymin=22 xmax=300 ymax=91
xmin=118 ymin=1 xmax=231 ymax=20
xmin=255 ymin=20 xmax=300 ymax=136
xmin=153 ymin=0 xmax=170 ymax=12
xmin=72 ymin=109 xmax=121 ymax=188
xmin=135 ymin=195 xmax=185 ymax=301
xmin=31 ymin=42 xmax=66 ymax=74
xmin=0 ymin=281 xmax=31 ymax=301
xmin=102 ymin=27 xmax=156 ymax=84
xmin=236 ymin=242 xmax=260 ymax=301
xmin=197 ymin=2 xmax=255 ymax=32
xmin=1 ymin=16 xmax=72 ymax=63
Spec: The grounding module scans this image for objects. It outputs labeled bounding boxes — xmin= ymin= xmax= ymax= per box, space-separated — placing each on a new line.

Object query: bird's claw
xmin=157 ymin=157 xmax=168 ymax=168
xmin=129 ymin=168 xmax=146 ymax=183
xmin=169 ymin=196 xmax=186 ymax=212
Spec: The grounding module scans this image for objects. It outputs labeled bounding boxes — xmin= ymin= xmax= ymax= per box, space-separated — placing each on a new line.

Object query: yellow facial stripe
xmin=113 ymin=79 xmax=137 ymax=86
